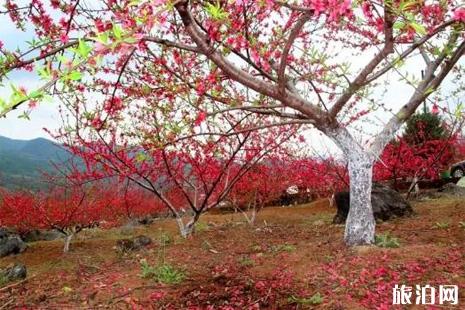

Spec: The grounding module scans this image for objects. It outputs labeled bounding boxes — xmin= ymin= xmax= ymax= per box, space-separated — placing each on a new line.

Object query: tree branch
xmin=278 ymin=13 xmax=311 ymax=94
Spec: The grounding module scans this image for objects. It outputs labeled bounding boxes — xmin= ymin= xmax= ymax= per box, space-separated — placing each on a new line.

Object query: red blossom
xmin=194 ymin=111 xmax=207 ymax=126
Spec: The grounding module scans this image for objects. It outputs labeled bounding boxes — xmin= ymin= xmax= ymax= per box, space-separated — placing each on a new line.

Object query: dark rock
xmin=133 ymin=235 xmax=152 ymax=249
xmin=1 ymin=263 xmax=27 ymax=282
xmin=333 ymin=191 xmax=350 ymax=224
xmin=271 ymin=187 xmax=315 ymax=207
xmin=116 ymin=235 xmax=152 ymax=253
xmin=22 ymin=229 xmax=65 ymax=243
xmin=115 ymin=239 xmax=135 ymax=253
xmin=0 ymin=228 xmax=27 ymax=258
xmin=137 ymin=217 xmax=154 ymax=225
xmin=333 ymin=183 xmax=414 ymax=224
xmin=437 ymin=182 xmax=465 ymax=197
xmin=0 ymin=227 xmax=10 ymax=239
xmin=122 ymin=216 xmax=155 ymax=229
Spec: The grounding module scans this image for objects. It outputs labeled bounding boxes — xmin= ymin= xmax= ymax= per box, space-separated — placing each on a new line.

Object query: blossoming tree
xmin=0 ymin=182 xmax=115 ymax=252
xmin=1 ymin=0 xmax=465 ymax=245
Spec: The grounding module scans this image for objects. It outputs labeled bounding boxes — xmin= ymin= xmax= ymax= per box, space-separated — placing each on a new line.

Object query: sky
xmin=0 ymin=6 xmax=61 ymax=141
xmin=0 ymin=3 xmax=464 ymax=151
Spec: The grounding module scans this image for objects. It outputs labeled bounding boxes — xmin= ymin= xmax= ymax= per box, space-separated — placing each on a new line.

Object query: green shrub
xmin=140 ymin=260 xmax=185 ymax=284
xmin=375 ymin=233 xmax=400 ymax=248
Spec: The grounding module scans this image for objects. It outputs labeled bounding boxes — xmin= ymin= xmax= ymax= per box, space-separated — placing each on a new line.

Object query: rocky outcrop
xmin=116 ymin=235 xmax=153 ymax=253
xmin=437 ymin=182 xmax=465 ymax=197
xmin=333 ymin=183 xmax=414 ymax=224
xmin=1 ymin=263 xmax=27 ymax=282
xmin=22 ymin=229 xmax=65 ymax=243
xmin=0 ymin=228 xmax=27 ymax=258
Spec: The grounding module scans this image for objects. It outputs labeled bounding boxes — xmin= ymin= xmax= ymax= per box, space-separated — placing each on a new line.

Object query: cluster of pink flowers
xmin=454 ymin=8 xmax=465 ymax=22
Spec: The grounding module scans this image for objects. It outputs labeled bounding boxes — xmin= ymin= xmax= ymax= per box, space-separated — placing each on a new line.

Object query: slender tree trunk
xmin=249 ymin=207 xmax=257 ymax=225
xmin=63 ymin=233 xmax=74 ymax=253
xmin=175 ymin=215 xmax=197 ymax=238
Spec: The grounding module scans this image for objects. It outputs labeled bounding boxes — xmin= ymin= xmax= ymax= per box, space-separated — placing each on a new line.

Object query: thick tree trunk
xmin=328 ymin=127 xmax=376 ymax=246
xmin=345 ymin=155 xmax=376 ymax=245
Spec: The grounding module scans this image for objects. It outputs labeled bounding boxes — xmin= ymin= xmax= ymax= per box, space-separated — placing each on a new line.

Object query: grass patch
xmin=250 ymin=244 xmax=263 ymax=252
xmin=433 ymin=222 xmax=450 ymax=229
xmin=237 ymin=256 xmax=255 ymax=267
xmin=140 ymin=260 xmax=185 ymax=284
xmin=0 ymin=273 xmax=9 ymax=287
xmin=288 ymin=292 xmax=323 ymax=305
xmin=375 ymin=233 xmax=400 ymax=248
xmin=270 ymin=243 xmax=296 ymax=253
xmin=195 ymin=221 xmax=209 ymax=232
xmin=157 ymin=231 xmax=172 ymax=245
xmin=201 ymin=240 xmax=212 ymax=251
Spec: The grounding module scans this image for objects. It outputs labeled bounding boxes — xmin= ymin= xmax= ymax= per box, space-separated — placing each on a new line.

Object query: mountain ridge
xmin=0 ymin=136 xmax=71 ymax=190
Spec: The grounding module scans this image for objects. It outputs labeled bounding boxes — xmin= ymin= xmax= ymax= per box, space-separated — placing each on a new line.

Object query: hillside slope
xmin=0 ymin=136 xmax=71 ymax=190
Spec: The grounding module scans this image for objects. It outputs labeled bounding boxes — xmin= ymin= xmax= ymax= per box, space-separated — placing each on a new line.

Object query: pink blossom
xmin=362 ymin=2 xmax=373 ymax=19
xmin=310 ymin=0 xmax=326 ymax=16
xmin=60 ymin=33 xmax=69 ymax=44
xmin=28 ymin=100 xmax=38 ymax=109
xmin=453 ymin=8 xmax=465 ymax=22
xmin=94 ymin=42 xmax=108 ymax=55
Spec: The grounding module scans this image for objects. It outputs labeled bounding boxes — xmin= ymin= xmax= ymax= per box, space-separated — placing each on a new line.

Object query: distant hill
xmin=0 ymin=136 xmax=72 ymax=190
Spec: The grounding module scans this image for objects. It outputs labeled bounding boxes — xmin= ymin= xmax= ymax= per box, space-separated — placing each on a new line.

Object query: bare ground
xmin=1 ymin=197 xmax=464 ymax=309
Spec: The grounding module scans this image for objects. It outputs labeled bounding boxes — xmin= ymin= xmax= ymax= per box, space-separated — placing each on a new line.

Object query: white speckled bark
xmin=328 ymin=127 xmax=376 ymax=245
xmin=176 ymin=216 xmax=196 ymax=238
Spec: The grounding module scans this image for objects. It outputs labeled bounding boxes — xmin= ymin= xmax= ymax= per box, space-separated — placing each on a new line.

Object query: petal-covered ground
xmin=1 ymin=197 xmax=464 ymax=309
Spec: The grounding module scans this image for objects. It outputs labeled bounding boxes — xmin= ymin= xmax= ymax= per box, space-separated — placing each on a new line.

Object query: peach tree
xmin=1 ymin=0 xmax=465 ymax=245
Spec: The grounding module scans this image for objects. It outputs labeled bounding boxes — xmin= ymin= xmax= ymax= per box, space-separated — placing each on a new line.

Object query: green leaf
xmin=112 ymin=24 xmax=123 ymax=40
xmin=455 ymin=103 xmax=463 ymax=118
xmin=68 ymin=71 xmax=82 ymax=81
xmin=77 ymin=39 xmax=92 ymax=58
xmin=18 ymin=111 xmax=31 ymax=120
xmin=94 ymin=32 xmax=109 ymax=44
xmin=393 ymin=21 xmax=405 ymax=30
xmin=37 ymin=65 xmax=51 ymax=80
xmin=0 ymin=98 xmax=6 ymax=109
xmin=410 ymin=22 xmax=426 ymax=36
xmin=424 ymin=87 xmax=435 ymax=96
xmin=29 ymin=90 xmax=43 ymax=99
xmin=123 ymin=36 xmax=138 ymax=44
xmin=129 ymin=0 xmax=141 ymax=6
xmin=205 ymin=2 xmax=229 ymax=21
xmin=135 ymin=152 xmax=148 ymax=163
